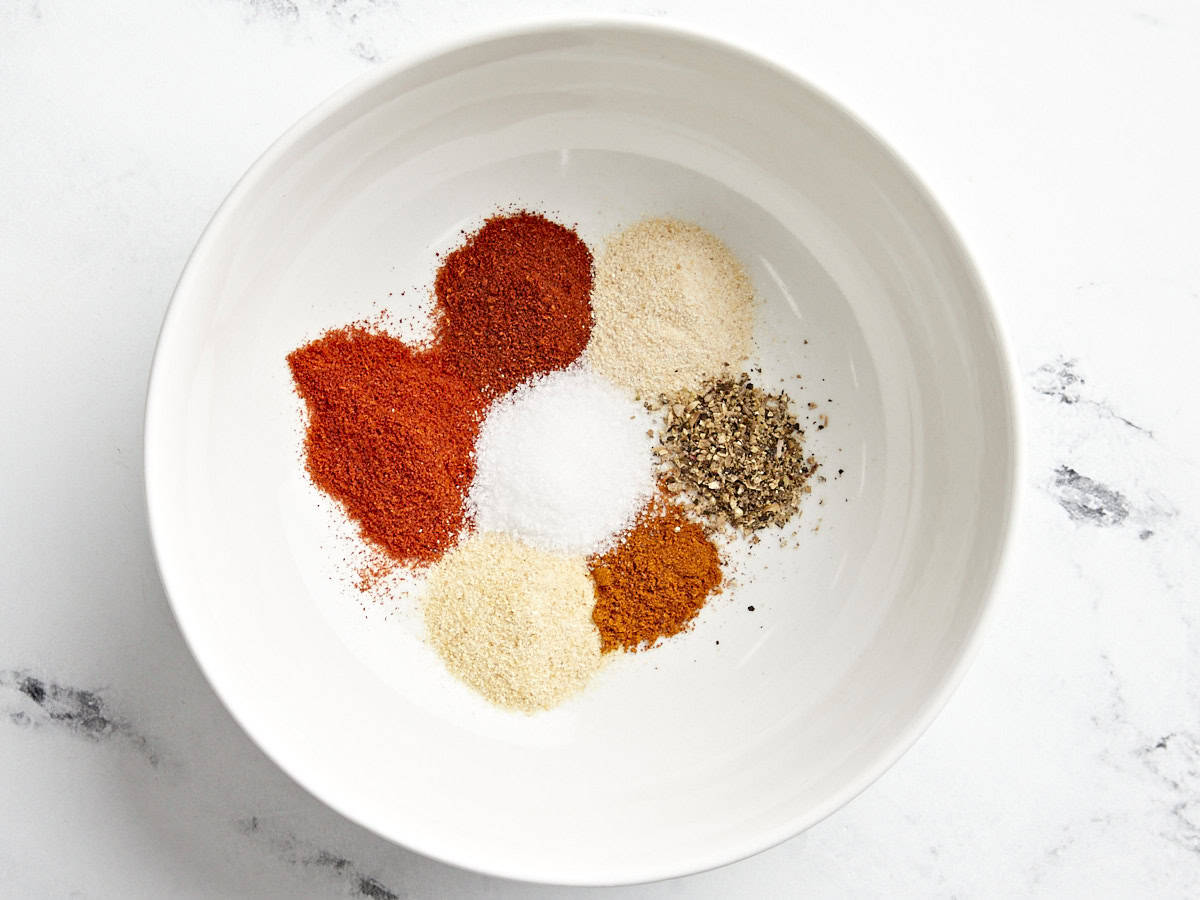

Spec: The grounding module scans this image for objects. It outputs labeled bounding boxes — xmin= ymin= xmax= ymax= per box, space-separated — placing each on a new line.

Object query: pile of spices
xmin=287 ymin=328 xmax=482 ymax=566
xmin=469 ymin=366 xmax=656 ymax=554
xmin=288 ymin=205 xmax=829 ymax=714
xmin=655 ymin=373 xmax=818 ymax=532
xmin=586 ymin=218 xmax=755 ymax=398
xmin=435 ymin=212 xmax=593 ymax=400
xmin=423 ymin=532 xmax=602 ymax=713
xmin=589 ymin=497 xmax=723 ymax=652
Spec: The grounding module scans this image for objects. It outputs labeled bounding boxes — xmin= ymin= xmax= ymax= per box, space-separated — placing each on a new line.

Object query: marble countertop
xmin=3 ymin=0 xmax=1198 ymax=896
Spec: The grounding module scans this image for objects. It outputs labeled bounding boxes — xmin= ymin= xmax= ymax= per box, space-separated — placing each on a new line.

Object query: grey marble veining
xmin=0 ymin=670 xmax=159 ymax=763
xmin=2 ymin=0 xmax=1199 ymax=896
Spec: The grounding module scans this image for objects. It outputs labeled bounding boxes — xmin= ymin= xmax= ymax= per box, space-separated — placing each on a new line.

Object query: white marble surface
xmin=2 ymin=0 xmax=1198 ymax=896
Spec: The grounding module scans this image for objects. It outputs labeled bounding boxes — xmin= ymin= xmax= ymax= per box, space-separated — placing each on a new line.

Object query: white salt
xmin=468 ymin=366 xmax=656 ymax=555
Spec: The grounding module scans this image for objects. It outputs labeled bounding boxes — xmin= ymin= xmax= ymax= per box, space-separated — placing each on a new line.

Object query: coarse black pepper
xmin=651 ymin=373 xmax=819 ymax=532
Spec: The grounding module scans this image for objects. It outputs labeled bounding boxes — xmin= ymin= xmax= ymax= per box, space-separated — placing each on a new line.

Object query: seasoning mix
xmin=288 ymin=212 xmax=823 ymax=713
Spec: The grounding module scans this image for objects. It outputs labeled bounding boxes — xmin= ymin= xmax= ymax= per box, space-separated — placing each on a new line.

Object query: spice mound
xmin=586 ymin=218 xmax=755 ymax=398
xmin=590 ymin=497 xmax=723 ymax=653
xmin=655 ymin=373 xmax=818 ymax=532
xmin=469 ymin=367 xmax=656 ymax=555
xmin=435 ymin=211 xmax=593 ymax=400
xmin=287 ymin=207 xmax=827 ymax=714
xmin=287 ymin=328 xmax=481 ymax=566
xmin=423 ymin=532 xmax=602 ymax=713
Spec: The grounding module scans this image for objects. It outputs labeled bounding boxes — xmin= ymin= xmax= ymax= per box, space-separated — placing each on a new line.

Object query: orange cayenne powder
xmin=589 ymin=498 xmax=723 ymax=652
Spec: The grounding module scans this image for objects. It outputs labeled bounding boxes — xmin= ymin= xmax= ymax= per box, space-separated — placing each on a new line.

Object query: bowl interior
xmin=145 ymin=24 xmax=1017 ymax=885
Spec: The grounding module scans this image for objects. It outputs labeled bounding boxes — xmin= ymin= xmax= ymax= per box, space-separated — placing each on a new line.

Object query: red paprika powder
xmin=287 ymin=328 xmax=481 ymax=567
xmin=435 ymin=212 xmax=593 ymax=398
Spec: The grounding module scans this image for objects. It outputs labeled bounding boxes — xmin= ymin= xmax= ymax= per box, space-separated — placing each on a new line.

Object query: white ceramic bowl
xmin=145 ymin=21 xmax=1019 ymax=885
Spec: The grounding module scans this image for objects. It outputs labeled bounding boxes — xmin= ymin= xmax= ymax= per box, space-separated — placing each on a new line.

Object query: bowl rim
xmin=144 ymin=14 xmax=1024 ymax=887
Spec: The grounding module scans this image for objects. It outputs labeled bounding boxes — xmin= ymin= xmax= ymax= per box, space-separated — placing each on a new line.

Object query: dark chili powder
xmin=435 ymin=211 xmax=593 ymax=399
xmin=287 ymin=328 xmax=481 ymax=567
